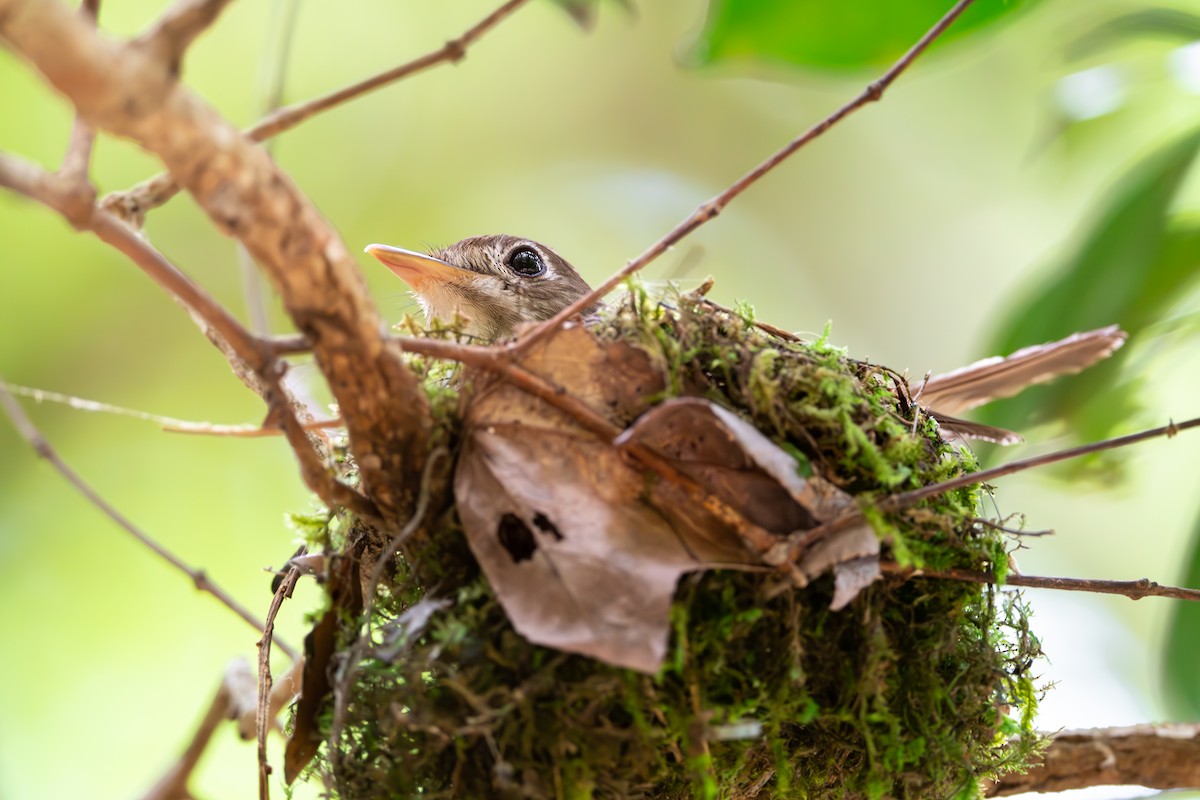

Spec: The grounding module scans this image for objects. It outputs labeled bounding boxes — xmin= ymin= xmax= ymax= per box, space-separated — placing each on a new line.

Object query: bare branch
xmin=780 ymin=415 xmax=1200 ymax=563
xmin=886 ymin=415 xmax=1200 ymax=510
xmin=0 ymin=377 xmax=297 ymax=659
xmin=0 ymin=151 xmax=372 ymax=513
xmin=258 ymin=566 xmax=300 ymax=800
xmin=880 ymin=562 xmax=1200 ymax=603
xmin=392 ymin=332 xmax=779 ymax=554
xmin=0 ymin=2 xmax=430 ymax=517
xmin=103 ymin=0 xmax=533 ymax=221
xmin=0 ymin=151 xmax=266 ymax=367
xmin=141 ymin=658 xmax=258 ymax=800
xmin=987 ymin=724 xmax=1200 ymax=795
xmin=137 ymin=0 xmax=237 ymax=71
xmin=513 ymin=0 xmax=980 ymax=353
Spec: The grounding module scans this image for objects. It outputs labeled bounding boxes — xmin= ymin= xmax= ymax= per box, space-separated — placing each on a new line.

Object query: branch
xmin=137 ymin=0 xmax=237 ymax=72
xmin=512 ymin=0 xmax=980 ymax=353
xmin=102 ymin=0 xmax=533 ymax=222
xmin=141 ymin=658 xmax=258 ymax=800
xmin=0 ymin=151 xmax=265 ymax=367
xmin=258 ymin=566 xmax=300 ymax=800
xmin=780 ymin=415 xmax=1200 ymax=563
xmin=392 ymin=333 xmax=778 ymax=554
xmin=0 ymin=377 xmax=296 ymax=659
xmin=0 ymin=0 xmax=429 ymax=518
xmin=886 ymin=416 xmax=1200 ymax=510
xmin=0 ymin=152 xmax=369 ymax=512
xmin=988 ymin=724 xmax=1200 ymax=795
xmin=57 ymin=0 xmax=100 ymax=190
xmin=880 ymin=563 xmax=1200 ymax=603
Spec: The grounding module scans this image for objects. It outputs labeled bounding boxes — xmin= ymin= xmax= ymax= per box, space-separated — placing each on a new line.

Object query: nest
xmin=292 ymin=285 xmax=1043 ymax=799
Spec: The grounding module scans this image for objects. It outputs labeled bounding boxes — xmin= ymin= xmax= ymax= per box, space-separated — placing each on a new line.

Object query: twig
xmin=0 ymin=381 xmax=340 ymax=436
xmin=0 ymin=0 xmax=429 ymax=513
xmin=987 ymin=723 xmax=1200 ymax=795
xmin=971 ymin=516 xmax=1053 ymax=537
xmin=780 ymin=415 xmax=1200 ymax=563
xmin=512 ymin=0 xmax=980 ymax=353
xmin=103 ymin=0 xmax=533 ymax=220
xmin=237 ymin=656 xmax=303 ymax=740
xmin=880 ymin=562 xmax=1200 ymax=602
xmin=137 ymin=0 xmax=238 ymax=70
xmin=391 ymin=333 xmax=778 ymax=554
xmin=0 ymin=152 xmax=368 ymax=511
xmin=141 ymin=658 xmax=259 ymax=800
xmin=0 ymin=377 xmax=296 ymax=659
xmin=57 ymin=0 xmax=100 ymax=192
xmin=258 ymin=566 xmax=301 ymax=800
xmin=0 ymin=151 xmax=266 ymax=370
xmin=885 ymin=416 xmax=1200 ymax=511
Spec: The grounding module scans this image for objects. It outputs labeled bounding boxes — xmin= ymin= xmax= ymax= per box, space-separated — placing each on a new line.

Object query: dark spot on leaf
xmin=531 ymin=512 xmax=563 ymax=541
xmin=497 ymin=513 xmax=537 ymax=563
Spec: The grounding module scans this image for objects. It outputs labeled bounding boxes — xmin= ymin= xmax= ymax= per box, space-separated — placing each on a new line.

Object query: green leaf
xmin=689 ymin=0 xmax=1038 ymax=72
xmin=979 ymin=127 xmax=1200 ymax=449
xmin=1165 ymin=509 xmax=1200 ymax=719
xmin=1068 ymin=8 xmax=1200 ymax=61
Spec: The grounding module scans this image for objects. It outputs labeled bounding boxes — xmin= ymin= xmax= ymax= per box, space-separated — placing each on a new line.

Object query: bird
xmin=365 ymin=234 xmax=596 ymax=342
xmin=365 ymin=234 xmax=1126 ymax=442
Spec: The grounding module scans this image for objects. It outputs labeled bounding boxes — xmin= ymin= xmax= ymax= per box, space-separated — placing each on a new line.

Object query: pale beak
xmin=364 ymin=243 xmax=470 ymax=290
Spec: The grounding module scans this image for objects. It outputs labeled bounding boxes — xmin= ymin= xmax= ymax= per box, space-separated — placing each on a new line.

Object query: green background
xmin=2 ymin=0 xmax=1199 ymax=797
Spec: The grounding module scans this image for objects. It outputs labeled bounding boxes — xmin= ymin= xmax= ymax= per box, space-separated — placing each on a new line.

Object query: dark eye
xmin=507 ymin=246 xmax=545 ymax=277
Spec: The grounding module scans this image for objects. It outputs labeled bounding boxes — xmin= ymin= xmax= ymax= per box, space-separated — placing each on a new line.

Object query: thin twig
xmin=886 ymin=416 xmax=1200 ymax=511
xmin=0 ymin=377 xmax=297 ymax=659
xmin=780 ymin=415 xmax=1200 ymax=563
xmin=391 ymin=333 xmax=779 ymax=554
xmin=57 ymin=0 xmax=101 ymax=191
xmin=104 ymin=0 xmax=532 ymax=219
xmin=260 ymin=374 xmax=379 ymax=518
xmin=880 ymin=562 xmax=1200 ymax=602
xmin=0 ymin=151 xmax=266 ymax=368
xmin=0 ymin=151 xmax=371 ymax=514
xmin=0 ymin=381 xmax=340 ymax=436
xmin=258 ymin=566 xmax=300 ymax=800
xmin=512 ymin=0 xmax=980 ymax=354
xmin=971 ymin=516 xmax=1053 ymax=537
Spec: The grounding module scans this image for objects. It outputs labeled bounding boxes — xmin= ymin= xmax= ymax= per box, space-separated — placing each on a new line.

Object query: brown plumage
xmin=365 ymin=234 xmax=596 ymax=341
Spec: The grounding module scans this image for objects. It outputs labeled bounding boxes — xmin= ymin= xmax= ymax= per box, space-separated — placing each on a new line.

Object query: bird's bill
xmin=364 ymin=243 xmax=471 ymax=290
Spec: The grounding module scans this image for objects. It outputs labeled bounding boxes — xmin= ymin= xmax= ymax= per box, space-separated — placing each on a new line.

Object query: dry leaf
xmin=456 ymin=324 xmax=746 ymax=673
xmin=616 ymin=398 xmax=880 ymax=599
xmin=456 ymin=328 xmax=886 ymax=674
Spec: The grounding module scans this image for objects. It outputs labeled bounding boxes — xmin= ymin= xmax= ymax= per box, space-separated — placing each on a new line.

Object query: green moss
xmin=304 ymin=286 xmax=1044 ymax=799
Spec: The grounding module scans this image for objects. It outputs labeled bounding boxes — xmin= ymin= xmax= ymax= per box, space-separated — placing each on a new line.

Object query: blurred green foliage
xmin=2 ymin=0 xmax=1200 ymax=798
xmin=980 ymin=127 xmax=1200 ymax=448
xmin=691 ymin=0 xmax=1037 ymax=70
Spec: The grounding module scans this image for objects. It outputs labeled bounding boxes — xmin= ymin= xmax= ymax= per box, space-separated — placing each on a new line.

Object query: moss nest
xmin=297 ymin=285 xmax=1043 ymax=799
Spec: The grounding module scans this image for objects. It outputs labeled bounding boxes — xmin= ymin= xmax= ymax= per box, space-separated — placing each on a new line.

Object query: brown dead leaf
xmin=456 ymin=324 xmax=749 ymax=673
xmin=455 ymin=328 xmax=881 ymax=674
xmin=615 ymin=398 xmax=880 ymax=601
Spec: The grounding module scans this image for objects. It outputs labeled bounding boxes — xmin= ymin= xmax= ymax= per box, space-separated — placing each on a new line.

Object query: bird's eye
xmin=506 ymin=246 xmax=545 ymax=277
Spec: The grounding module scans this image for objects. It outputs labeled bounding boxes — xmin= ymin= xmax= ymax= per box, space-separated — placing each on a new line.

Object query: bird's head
xmin=365 ymin=234 xmax=596 ymax=341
